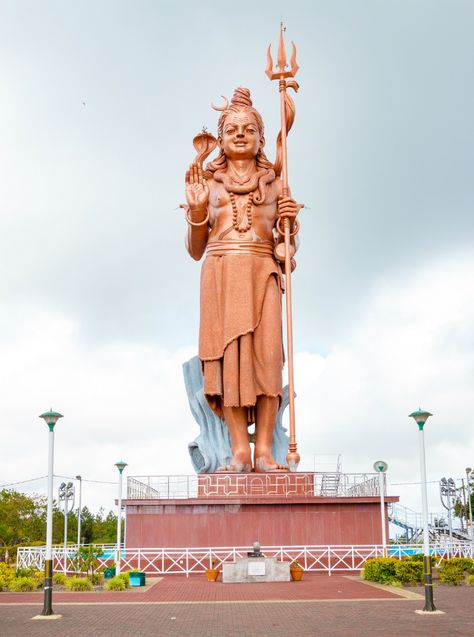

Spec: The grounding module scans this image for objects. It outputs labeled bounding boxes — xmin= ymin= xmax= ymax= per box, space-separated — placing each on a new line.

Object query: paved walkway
xmin=0 ymin=575 xmax=473 ymax=636
xmin=0 ymin=574 xmax=405 ymax=604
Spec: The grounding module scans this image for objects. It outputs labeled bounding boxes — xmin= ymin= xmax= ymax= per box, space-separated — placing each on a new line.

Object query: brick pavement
xmin=0 ymin=574 xmax=403 ymax=605
xmin=0 ymin=576 xmax=473 ymax=636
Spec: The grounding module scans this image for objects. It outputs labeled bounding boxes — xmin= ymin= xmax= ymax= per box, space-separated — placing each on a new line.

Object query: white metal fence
xmin=127 ymin=473 xmax=383 ymax=500
xmin=17 ymin=543 xmax=473 ymax=577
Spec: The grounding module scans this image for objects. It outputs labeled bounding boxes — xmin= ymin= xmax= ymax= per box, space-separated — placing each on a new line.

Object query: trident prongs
xmin=265 ymin=23 xmax=299 ymax=80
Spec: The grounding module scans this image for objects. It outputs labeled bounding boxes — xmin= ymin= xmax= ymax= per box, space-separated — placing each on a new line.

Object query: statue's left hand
xmin=277 ymin=196 xmax=302 ymax=226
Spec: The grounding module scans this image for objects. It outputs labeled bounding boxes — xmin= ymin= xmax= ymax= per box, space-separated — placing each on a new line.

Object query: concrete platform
xmin=222 ymin=557 xmax=290 ymax=582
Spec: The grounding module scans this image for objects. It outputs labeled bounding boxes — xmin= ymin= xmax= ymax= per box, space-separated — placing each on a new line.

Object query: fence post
xmin=328 ymin=546 xmax=331 ymax=577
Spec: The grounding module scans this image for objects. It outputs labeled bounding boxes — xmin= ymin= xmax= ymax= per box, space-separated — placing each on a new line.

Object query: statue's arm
xmin=184 ymin=163 xmax=211 ymax=261
xmin=275 ymin=179 xmax=301 ymax=252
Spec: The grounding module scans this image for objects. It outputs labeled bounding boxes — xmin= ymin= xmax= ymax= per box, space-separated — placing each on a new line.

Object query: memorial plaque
xmin=248 ymin=561 xmax=266 ymax=576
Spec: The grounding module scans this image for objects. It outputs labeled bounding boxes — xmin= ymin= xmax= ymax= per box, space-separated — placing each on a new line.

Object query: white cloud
xmin=0 ymin=306 xmax=199 ymax=510
xmin=293 ymin=252 xmax=474 ymax=512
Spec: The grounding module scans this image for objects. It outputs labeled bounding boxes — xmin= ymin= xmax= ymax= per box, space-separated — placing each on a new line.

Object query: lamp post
xmin=409 ymin=409 xmax=437 ymax=613
xmin=373 ymin=461 xmax=388 ymax=557
xmin=439 ymin=477 xmax=455 ymax=554
xmin=58 ymin=481 xmax=74 ymax=573
xmin=466 ymin=467 xmax=474 ymax=543
xmin=76 ymin=475 xmax=82 ymax=546
xmin=39 ymin=409 xmax=63 ymax=617
xmin=115 ymin=461 xmax=127 ymax=575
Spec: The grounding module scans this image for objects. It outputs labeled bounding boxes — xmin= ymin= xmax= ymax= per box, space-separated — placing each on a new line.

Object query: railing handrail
xmin=16 ymin=542 xmax=473 ymax=576
xmin=126 ymin=472 xmax=384 ymax=500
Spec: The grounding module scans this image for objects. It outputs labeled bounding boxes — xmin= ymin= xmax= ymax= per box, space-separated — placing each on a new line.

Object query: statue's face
xmin=219 ymin=111 xmax=263 ymax=160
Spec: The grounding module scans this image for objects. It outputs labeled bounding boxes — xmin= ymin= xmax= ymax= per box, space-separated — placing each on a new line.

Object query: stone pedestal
xmin=124 ymin=494 xmax=398 ymax=548
xmin=223 ymin=557 xmax=290 ymax=583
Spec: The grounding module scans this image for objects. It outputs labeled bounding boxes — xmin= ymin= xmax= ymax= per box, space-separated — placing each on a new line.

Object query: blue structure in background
xmin=184 ymin=356 xmax=290 ymax=473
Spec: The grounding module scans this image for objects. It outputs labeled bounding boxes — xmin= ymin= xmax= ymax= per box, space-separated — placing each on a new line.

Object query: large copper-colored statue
xmin=184 ymin=28 xmax=301 ymax=473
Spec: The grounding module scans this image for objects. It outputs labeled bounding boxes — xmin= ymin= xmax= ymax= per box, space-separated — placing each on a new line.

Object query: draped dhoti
xmin=199 ymin=240 xmax=284 ymax=423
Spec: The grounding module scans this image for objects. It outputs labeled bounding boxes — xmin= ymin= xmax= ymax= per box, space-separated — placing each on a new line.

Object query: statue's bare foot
xmin=254 ymin=453 xmax=289 ymax=473
xmin=217 ymin=449 xmax=252 ymax=473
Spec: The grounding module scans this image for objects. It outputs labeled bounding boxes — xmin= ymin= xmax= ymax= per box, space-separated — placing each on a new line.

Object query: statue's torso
xmin=207 ymin=177 xmax=281 ymax=243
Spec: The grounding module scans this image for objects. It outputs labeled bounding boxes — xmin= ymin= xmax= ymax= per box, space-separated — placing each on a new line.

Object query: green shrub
xmin=52 ymin=572 xmax=67 ymax=586
xmin=394 ymin=559 xmax=423 ymax=584
xmin=363 ymin=558 xmax=398 ymax=584
xmin=8 ymin=576 xmax=38 ymax=592
xmin=0 ymin=576 xmax=10 ymax=591
xmin=87 ymin=572 xmax=103 ymax=585
xmin=467 ymin=574 xmax=474 ymax=586
xmin=438 ymin=562 xmax=464 ymax=585
xmin=105 ymin=576 xmax=127 ymax=591
xmin=406 ymin=554 xmax=436 ymax=566
xmin=445 ymin=558 xmax=474 ymax=573
xmin=33 ymin=570 xmax=45 ymax=586
xmin=113 ymin=572 xmax=130 ymax=588
xmin=65 ymin=577 xmax=93 ymax=592
xmin=0 ymin=562 xmax=15 ymax=590
xmin=15 ymin=567 xmax=35 ymax=578
xmin=73 ymin=545 xmax=104 ymax=577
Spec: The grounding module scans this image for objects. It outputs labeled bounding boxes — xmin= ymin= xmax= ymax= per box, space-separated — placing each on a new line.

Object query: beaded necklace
xmin=230 ymin=191 xmax=253 ymax=233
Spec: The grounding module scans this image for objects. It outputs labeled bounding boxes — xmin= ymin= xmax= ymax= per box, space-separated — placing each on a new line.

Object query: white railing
xmin=389 ymin=503 xmax=439 ymax=530
xmin=17 ymin=542 xmax=473 ymax=576
xmin=127 ymin=473 xmax=383 ymax=500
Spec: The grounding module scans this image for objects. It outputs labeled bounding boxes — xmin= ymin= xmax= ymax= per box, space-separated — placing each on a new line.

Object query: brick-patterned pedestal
xmin=197 ymin=472 xmax=315 ymax=497
xmin=123 ymin=472 xmax=398 ymax=548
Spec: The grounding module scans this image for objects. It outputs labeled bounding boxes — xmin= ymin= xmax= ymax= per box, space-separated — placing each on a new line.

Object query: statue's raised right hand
xmin=185 ymin=162 xmax=209 ymax=212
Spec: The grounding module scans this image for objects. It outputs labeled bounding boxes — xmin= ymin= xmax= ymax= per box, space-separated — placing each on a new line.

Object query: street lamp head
xmin=466 ymin=467 xmax=472 ymax=475
xmin=408 ymin=408 xmax=433 ymax=430
xmin=39 ymin=409 xmax=63 ymax=431
xmin=373 ymin=460 xmax=388 ymax=473
xmin=75 ymin=475 xmax=82 ymax=481
xmin=115 ymin=460 xmax=127 ymax=474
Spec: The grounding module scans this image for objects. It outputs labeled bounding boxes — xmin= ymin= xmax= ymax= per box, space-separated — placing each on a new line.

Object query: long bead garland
xmin=230 ymin=191 xmax=253 ymax=233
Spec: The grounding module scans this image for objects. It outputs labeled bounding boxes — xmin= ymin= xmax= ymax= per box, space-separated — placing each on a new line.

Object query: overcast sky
xmin=1 ymin=1 xmax=473 ymax=529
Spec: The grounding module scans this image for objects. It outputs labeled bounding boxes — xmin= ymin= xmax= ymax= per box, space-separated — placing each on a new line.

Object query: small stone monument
xmin=222 ymin=541 xmax=290 ymax=583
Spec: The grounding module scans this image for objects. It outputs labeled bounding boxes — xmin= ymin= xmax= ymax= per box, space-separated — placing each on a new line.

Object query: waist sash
xmin=206 ymin=239 xmax=275 ymax=257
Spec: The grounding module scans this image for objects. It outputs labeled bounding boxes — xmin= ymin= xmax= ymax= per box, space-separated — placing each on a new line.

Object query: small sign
xmin=248 ymin=561 xmax=266 ymax=576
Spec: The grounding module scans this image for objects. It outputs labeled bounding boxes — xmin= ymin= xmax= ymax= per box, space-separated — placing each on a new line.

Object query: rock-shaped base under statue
xmin=184 ymin=356 xmax=290 ymax=474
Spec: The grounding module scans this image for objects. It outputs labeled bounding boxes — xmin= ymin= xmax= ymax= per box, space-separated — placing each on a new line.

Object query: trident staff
xmin=266 ymin=24 xmax=301 ymax=469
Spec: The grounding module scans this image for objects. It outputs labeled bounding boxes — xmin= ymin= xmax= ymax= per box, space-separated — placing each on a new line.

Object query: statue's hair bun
xmin=230 ymin=87 xmax=252 ymax=108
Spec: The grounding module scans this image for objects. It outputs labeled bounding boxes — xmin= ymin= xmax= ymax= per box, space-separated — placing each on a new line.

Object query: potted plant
xmin=205 ymin=560 xmax=220 ymax=582
xmin=290 ymin=560 xmax=304 ymax=581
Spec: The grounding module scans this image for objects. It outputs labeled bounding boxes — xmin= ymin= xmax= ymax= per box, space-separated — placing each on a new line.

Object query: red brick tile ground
xmin=0 ymin=573 xmax=400 ymax=604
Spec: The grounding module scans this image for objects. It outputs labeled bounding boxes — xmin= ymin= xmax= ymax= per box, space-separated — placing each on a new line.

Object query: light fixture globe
xmin=115 ymin=461 xmax=127 ymax=474
xmin=39 ymin=409 xmax=63 ymax=429
xmin=373 ymin=460 xmax=388 ymax=473
xmin=408 ymin=409 xmax=432 ymax=430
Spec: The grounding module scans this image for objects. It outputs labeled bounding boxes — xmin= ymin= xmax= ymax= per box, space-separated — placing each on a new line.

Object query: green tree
xmin=0 ymin=490 xmax=46 ymax=547
xmin=0 ymin=489 xmax=121 ymax=554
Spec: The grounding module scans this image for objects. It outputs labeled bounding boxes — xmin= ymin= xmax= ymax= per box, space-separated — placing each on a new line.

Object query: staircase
xmin=315 ymin=454 xmax=343 ymax=496
xmin=389 ymin=503 xmax=471 ymax=543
